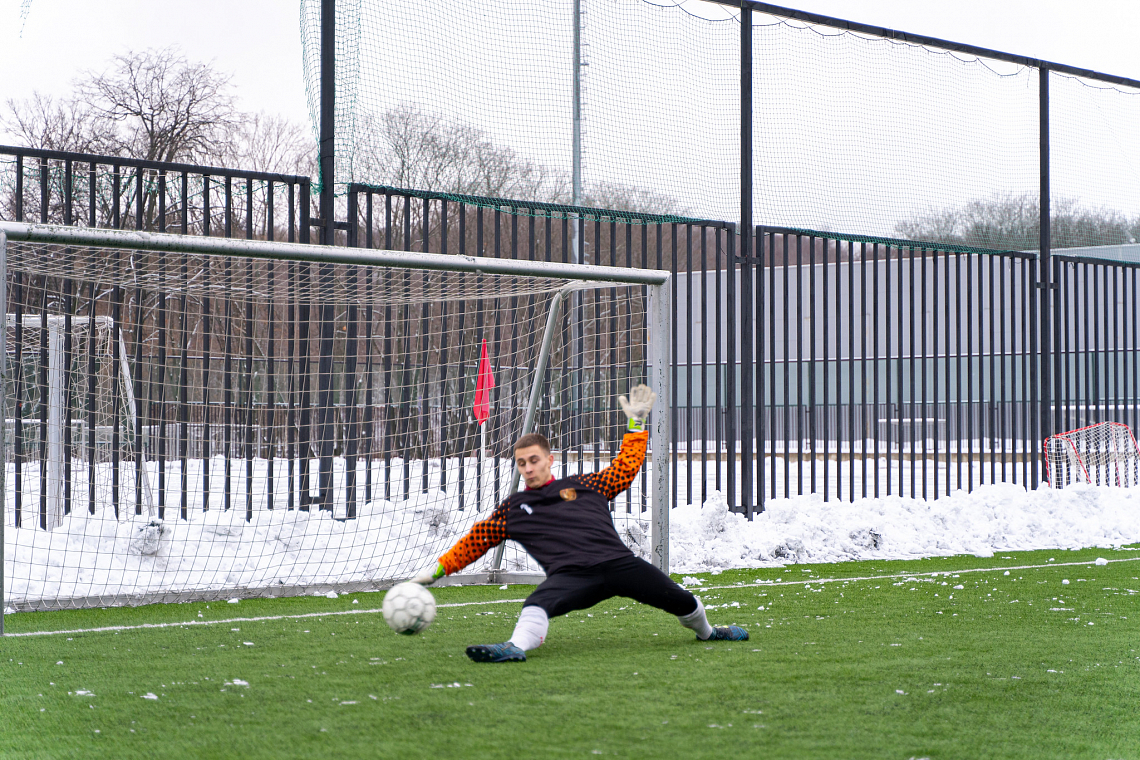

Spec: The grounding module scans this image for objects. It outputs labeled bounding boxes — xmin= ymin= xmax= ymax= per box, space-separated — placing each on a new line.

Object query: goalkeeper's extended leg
xmin=467 ymin=570 xmax=610 ymax=663
xmin=677 ymin=597 xmax=749 ymax=642
xmin=466 ymin=606 xmax=548 ymax=663
xmin=603 ymin=555 xmax=750 ymax=642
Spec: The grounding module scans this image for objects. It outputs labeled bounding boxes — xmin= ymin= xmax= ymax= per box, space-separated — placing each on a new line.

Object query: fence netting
xmin=1 ymin=239 xmax=652 ymax=610
xmin=300 ymin=0 xmax=1140 ymax=253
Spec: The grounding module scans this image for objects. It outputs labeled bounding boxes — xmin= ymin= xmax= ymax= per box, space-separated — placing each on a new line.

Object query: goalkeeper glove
xmin=411 ymin=562 xmax=446 ymax=586
xmin=618 ymin=384 xmax=656 ymax=433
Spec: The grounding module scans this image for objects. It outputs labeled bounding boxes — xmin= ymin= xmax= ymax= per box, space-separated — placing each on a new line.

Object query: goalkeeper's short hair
xmin=514 ymin=432 xmax=551 ymax=454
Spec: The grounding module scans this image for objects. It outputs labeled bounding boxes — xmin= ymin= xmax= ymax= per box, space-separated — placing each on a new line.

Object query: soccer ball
xmin=382 ymin=582 xmax=437 ymax=635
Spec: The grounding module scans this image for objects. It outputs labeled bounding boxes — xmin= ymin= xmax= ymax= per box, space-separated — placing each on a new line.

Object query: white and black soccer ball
xmin=382 ymin=582 xmax=437 ymax=635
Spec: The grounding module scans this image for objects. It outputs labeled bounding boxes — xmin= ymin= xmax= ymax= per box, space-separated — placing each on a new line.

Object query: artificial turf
xmin=2 ymin=546 xmax=1139 ymax=759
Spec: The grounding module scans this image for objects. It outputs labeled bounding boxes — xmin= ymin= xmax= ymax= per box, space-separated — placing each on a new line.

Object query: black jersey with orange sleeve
xmin=438 ymin=430 xmax=648 ymax=576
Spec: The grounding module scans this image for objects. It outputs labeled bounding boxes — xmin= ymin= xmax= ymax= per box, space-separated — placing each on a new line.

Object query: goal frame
xmin=1044 ymin=420 xmax=1140 ymax=488
xmin=0 ymin=222 xmax=671 ymax=629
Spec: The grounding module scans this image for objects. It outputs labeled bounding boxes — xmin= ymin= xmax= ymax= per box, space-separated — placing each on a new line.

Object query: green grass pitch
xmin=3 ymin=547 xmax=1140 ymax=759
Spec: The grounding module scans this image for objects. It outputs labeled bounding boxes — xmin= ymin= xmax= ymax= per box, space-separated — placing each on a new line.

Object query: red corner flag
xmin=473 ymin=339 xmax=496 ymax=425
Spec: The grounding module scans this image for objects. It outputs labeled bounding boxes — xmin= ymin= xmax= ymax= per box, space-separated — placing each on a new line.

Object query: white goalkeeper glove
xmin=411 ymin=562 xmax=446 ymax=586
xmin=618 ymin=384 xmax=656 ymax=433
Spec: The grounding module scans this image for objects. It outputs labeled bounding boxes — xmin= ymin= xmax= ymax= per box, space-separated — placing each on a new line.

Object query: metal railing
xmin=0 ymin=145 xmax=312 ymax=242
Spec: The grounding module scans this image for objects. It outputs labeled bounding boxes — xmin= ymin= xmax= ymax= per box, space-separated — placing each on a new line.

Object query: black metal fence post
xmin=739 ymin=4 xmax=756 ymax=516
xmin=726 ymin=224 xmax=738 ymax=512
xmin=1039 ymin=64 xmax=1056 ymax=469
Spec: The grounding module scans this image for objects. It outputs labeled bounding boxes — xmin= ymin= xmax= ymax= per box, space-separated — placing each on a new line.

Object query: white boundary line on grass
xmin=5 ymin=556 xmax=1140 ymax=639
xmin=696 ymin=555 xmax=1140 ymax=593
xmin=0 ymin=598 xmax=527 ymax=639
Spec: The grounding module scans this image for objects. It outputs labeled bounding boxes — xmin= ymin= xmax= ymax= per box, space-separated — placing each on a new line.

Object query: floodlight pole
xmin=571 ymin=0 xmax=583 ymax=224
xmin=570 ymin=0 xmax=584 ymax=470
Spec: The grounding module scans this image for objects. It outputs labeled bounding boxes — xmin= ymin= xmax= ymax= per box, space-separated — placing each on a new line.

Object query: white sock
xmin=508 ymin=606 xmax=549 ymax=651
xmin=677 ymin=597 xmax=714 ymax=640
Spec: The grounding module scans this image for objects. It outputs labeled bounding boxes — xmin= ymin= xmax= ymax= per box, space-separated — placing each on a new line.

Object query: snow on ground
xmin=3 ymin=455 xmax=1140 ymax=608
xmin=666 ymin=483 xmax=1140 ymax=571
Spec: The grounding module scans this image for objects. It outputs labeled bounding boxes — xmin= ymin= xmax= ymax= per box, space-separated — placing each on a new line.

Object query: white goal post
xmin=0 ymin=222 xmax=670 ymax=617
xmin=3 ymin=313 xmax=155 ymax=531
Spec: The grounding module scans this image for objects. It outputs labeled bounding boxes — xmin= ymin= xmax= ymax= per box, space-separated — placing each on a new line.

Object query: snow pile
xmin=3 ymin=491 xmax=502 ymax=606
xmin=667 ymin=483 xmax=1140 ymax=571
xmin=5 ymin=474 xmax=1140 ymax=607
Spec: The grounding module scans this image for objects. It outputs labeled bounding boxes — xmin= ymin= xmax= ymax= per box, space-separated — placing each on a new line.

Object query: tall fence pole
xmin=1039 ymin=64 xmax=1053 ymax=482
xmin=739 ymin=4 xmax=756 ymax=516
xmin=320 ymin=0 xmax=336 ymax=245
xmin=316 ymin=0 xmax=338 ymax=510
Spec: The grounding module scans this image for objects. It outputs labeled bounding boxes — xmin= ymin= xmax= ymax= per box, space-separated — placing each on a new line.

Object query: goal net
xmin=0 ymin=226 xmax=670 ymax=611
xmin=1045 ymin=421 xmax=1140 ymax=488
xmin=4 ymin=312 xmax=152 ymax=533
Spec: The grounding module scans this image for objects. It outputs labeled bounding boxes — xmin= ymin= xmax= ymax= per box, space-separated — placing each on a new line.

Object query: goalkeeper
xmin=412 ymin=384 xmax=748 ymax=663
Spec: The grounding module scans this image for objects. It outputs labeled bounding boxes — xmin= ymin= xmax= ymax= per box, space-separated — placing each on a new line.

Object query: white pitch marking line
xmin=5 ymin=556 xmax=1138 ymax=638
xmin=0 ymin=598 xmax=528 ymax=638
xmin=697 ymin=555 xmax=1140 ymax=593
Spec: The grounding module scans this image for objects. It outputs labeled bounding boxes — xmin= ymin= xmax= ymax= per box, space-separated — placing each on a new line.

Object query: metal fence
xmin=4 ymin=147 xmax=1140 ymax=520
xmin=718 ymin=228 xmax=1140 ymax=515
xmin=0 ymin=145 xmax=312 ymax=242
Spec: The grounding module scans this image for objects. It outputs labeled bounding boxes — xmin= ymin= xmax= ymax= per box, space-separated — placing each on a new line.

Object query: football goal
xmin=1045 ymin=421 xmax=1140 ymax=488
xmin=0 ymin=222 xmax=670 ymax=612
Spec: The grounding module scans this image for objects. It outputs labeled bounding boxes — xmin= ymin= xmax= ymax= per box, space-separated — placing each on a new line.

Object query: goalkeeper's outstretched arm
xmin=576 ymin=430 xmax=649 ymax=500
xmin=412 ymin=500 xmax=510 ymax=584
xmin=577 ymin=383 xmax=656 ymax=500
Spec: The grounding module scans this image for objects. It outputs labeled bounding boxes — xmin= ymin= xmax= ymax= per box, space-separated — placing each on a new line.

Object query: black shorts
xmin=524 ymin=555 xmax=698 ymax=618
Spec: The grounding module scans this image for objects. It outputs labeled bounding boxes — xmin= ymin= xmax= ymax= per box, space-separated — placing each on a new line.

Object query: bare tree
xmin=4 ymin=49 xmax=318 ymax=236
xmin=896 ymin=193 xmax=1140 ymax=251
xmin=580 ymin=181 xmax=690 ymax=218
xmin=3 ymin=92 xmax=105 ymax=154
xmin=6 ymin=47 xmax=245 ymax=166
xmin=226 ymin=112 xmax=314 ymax=177
xmin=76 ymin=47 xmax=241 ymax=165
xmin=353 ymin=104 xmax=562 ymax=201
xmin=351 ymin=104 xmax=691 ymax=223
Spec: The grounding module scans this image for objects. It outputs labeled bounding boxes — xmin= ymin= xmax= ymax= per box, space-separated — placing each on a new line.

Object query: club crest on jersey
xmin=520 ymin=503 xmax=533 ymax=514
xmin=560 ymin=488 xmax=577 ymax=501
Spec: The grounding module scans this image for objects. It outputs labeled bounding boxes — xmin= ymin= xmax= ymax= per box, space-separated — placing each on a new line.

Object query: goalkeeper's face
xmin=515 ymin=445 xmax=555 ymax=489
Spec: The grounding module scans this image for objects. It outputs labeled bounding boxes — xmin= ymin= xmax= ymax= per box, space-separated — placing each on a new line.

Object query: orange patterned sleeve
xmin=438 ymin=501 xmax=510 ymax=575
xmin=577 ymin=430 xmax=649 ymax=500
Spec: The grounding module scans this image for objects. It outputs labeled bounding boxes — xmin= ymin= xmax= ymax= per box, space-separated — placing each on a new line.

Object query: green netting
xmin=766 ymin=227 xmax=1027 ymax=259
xmin=350 ymin=184 xmax=713 ymax=227
xmin=300 ymin=0 xmax=1140 ymax=248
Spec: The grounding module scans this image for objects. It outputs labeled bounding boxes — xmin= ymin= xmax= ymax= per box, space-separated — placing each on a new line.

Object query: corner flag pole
xmin=473 ymin=339 xmax=495 ymax=513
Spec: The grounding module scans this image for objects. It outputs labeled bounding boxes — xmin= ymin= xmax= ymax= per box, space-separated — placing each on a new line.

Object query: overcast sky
xmin=2 ymin=0 xmax=1138 ymax=142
